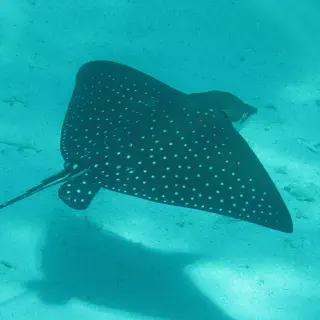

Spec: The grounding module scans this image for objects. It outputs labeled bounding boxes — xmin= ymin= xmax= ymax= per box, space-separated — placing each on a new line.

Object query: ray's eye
xmin=220 ymin=110 xmax=229 ymax=119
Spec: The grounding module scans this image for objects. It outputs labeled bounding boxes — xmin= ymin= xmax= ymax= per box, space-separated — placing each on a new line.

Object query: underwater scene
xmin=0 ymin=0 xmax=319 ymax=319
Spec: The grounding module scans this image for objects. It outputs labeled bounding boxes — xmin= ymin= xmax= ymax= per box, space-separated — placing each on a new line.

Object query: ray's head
xmin=188 ymin=90 xmax=257 ymax=123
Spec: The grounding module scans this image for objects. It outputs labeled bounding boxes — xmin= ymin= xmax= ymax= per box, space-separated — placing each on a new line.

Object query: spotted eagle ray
xmin=0 ymin=61 xmax=292 ymax=233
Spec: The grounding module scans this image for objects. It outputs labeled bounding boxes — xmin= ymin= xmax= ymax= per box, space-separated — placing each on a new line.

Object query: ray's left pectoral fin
xmin=58 ymin=173 xmax=101 ymax=210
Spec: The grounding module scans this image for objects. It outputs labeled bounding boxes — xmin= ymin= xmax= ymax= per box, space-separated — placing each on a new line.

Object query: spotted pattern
xmin=58 ymin=61 xmax=292 ymax=233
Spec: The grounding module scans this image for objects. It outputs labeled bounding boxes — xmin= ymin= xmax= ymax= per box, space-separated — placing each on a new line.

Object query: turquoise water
xmin=0 ymin=1 xmax=319 ymax=319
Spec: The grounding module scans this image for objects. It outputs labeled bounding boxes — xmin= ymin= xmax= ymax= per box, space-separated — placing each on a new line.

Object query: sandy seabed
xmin=0 ymin=1 xmax=319 ymax=319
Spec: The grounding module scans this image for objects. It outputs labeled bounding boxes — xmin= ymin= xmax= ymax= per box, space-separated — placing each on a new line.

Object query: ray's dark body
xmin=0 ymin=61 xmax=292 ymax=233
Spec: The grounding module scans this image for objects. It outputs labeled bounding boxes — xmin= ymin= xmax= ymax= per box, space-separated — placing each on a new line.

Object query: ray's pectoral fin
xmin=58 ymin=172 xmax=101 ymax=210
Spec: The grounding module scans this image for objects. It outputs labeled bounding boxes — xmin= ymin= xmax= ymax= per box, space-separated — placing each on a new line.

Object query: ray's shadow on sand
xmin=26 ymin=214 xmax=237 ymax=320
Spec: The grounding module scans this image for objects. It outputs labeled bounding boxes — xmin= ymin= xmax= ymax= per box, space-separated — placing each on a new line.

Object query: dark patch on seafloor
xmin=26 ymin=214 xmax=238 ymax=320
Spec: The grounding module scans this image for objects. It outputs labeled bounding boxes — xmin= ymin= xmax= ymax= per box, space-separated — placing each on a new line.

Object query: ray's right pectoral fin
xmin=58 ymin=173 xmax=101 ymax=210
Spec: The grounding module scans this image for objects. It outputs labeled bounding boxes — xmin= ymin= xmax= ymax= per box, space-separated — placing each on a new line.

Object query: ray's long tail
xmin=0 ymin=166 xmax=86 ymax=210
